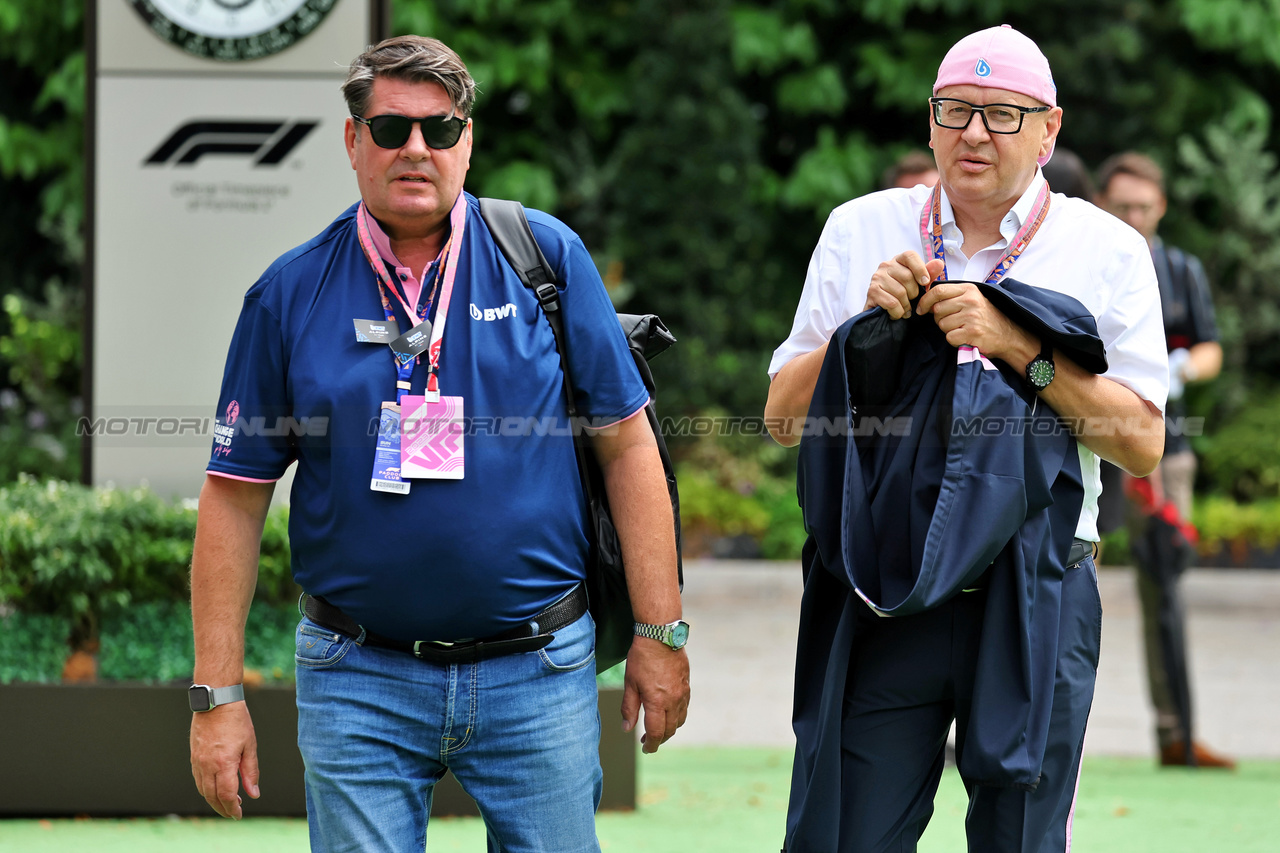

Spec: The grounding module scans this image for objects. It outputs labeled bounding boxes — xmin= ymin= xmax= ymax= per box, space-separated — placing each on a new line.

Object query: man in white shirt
xmin=766 ymin=25 xmax=1167 ymax=852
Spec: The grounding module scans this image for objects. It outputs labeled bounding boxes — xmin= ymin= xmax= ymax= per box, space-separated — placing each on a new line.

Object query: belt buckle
xmin=413 ymin=639 xmax=466 ymax=658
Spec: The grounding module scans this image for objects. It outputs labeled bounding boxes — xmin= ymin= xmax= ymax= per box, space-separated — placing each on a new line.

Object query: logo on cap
xmin=975 ymin=59 xmax=992 ymax=77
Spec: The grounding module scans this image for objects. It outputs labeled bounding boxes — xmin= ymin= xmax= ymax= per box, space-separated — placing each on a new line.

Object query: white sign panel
xmin=90 ymin=0 xmax=381 ymax=499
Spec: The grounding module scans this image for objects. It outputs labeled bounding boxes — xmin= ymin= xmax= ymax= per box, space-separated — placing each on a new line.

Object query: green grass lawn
xmin=2 ymin=748 xmax=1277 ymax=852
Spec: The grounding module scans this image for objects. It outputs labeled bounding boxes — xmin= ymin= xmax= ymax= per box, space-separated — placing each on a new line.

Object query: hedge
xmin=0 ymin=475 xmax=295 ymax=641
xmin=0 ymin=477 xmax=631 ymax=685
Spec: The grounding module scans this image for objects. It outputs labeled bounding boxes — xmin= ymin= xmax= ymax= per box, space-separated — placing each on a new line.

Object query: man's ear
xmin=1040 ymin=107 xmax=1063 ymax=162
xmin=344 ymin=117 xmax=358 ymax=170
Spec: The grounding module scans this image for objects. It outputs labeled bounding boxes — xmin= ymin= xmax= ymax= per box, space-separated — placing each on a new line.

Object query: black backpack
xmin=478 ymin=197 xmax=683 ymax=672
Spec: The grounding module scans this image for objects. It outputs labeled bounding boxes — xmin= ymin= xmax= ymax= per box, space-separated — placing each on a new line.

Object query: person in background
xmin=1096 ymin=151 xmax=1232 ymax=769
xmin=1041 ymin=147 xmax=1095 ymax=202
xmin=880 ymin=149 xmax=940 ymax=190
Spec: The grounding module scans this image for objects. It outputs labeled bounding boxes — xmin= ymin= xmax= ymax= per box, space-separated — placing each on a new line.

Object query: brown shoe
xmin=1160 ymin=740 xmax=1237 ymax=769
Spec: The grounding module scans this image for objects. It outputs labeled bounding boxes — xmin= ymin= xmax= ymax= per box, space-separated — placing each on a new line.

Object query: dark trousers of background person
xmin=1126 ymin=450 xmax=1197 ymax=751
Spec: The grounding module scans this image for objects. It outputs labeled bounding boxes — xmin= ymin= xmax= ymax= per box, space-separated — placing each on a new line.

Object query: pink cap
xmin=934 ymin=25 xmax=1057 ymax=166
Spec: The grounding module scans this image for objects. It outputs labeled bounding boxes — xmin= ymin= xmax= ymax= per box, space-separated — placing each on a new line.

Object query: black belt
xmin=964 ymin=538 xmax=1097 ymax=593
xmin=1066 ymin=538 xmax=1099 ymax=569
xmin=301 ymin=583 xmax=588 ymax=665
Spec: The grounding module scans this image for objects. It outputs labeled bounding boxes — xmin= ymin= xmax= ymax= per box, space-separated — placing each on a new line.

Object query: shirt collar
xmin=362 ymin=210 xmax=402 ymax=269
xmin=938 ymin=168 xmax=1047 ymax=246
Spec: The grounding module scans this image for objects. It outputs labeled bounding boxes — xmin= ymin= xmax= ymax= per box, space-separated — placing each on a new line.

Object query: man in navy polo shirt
xmin=187 ymin=35 xmax=689 ymax=851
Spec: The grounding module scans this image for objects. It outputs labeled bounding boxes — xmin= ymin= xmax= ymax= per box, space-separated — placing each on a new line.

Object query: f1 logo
xmin=144 ymin=120 xmax=319 ymax=166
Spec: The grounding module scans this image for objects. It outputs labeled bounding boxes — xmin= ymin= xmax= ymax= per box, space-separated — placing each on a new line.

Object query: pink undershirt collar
xmin=364 ymin=213 xmax=424 ymax=308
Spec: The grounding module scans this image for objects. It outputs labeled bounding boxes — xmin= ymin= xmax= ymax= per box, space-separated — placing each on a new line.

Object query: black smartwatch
xmin=1025 ymin=340 xmax=1055 ymax=391
xmin=189 ymin=683 xmax=246 ymax=713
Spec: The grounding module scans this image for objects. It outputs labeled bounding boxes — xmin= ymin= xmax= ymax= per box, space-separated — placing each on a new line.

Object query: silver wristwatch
xmin=633 ymin=619 xmax=691 ymax=650
xmin=189 ymin=683 xmax=246 ymax=713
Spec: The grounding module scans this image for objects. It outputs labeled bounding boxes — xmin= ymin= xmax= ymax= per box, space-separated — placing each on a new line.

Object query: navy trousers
xmin=829 ymin=558 xmax=1101 ymax=853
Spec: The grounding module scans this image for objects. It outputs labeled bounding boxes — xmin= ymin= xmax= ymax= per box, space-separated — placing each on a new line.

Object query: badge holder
xmin=370 ymin=398 xmax=411 ymax=494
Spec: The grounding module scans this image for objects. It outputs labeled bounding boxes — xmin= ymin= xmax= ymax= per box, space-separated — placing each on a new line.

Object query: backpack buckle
xmin=534 ymin=282 xmax=560 ymax=311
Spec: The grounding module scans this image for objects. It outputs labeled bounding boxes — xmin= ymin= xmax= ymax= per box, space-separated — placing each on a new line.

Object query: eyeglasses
xmin=929 ymin=97 xmax=1050 ymax=134
xmin=351 ymin=114 xmax=468 ymax=150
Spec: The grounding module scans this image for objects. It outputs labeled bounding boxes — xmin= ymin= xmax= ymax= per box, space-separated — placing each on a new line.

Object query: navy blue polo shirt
xmin=207 ymin=193 xmax=648 ymax=641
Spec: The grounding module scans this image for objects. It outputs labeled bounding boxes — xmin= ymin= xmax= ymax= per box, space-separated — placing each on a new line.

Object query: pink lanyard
xmin=425 ymin=195 xmax=467 ymax=400
xmin=918 ymin=181 xmax=1051 ymax=284
xmin=356 ymin=193 xmax=468 ymax=401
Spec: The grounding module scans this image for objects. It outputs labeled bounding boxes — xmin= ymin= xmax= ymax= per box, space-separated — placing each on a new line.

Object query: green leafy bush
xmin=1198 ymin=390 xmax=1280 ymax=501
xmin=0 ymin=611 xmax=69 ymax=683
xmin=96 ymin=599 xmax=298 ymax=684
xmin=0 ymin=285 xmax=82 ymax=483
xmin=673 ymin=422 xmax=806 ymax=561
xmin=1099 ymin=527 xmax=1131 ymax=568
xmin=1193 ymin=495 xmax=1280 ymax=553
xmin=96 ymin=600 xmax=193 ymax=682
xmin=0 ymin=477 xmax=295 ymax=645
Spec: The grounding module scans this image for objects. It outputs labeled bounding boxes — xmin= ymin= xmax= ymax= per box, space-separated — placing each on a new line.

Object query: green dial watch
xmin=634 ymin=619 xmax=691 ymax=650
xmin=1025 ymin=340 xmax=1055 ymax=391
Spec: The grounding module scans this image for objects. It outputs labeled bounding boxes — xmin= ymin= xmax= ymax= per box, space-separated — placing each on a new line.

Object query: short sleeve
xmin=1096 ymin=238 xmax=1170 ymax=414
xmin=206 ymin=294 xmax=296 ymax=480
xmin=768 ymin=208 xmax=858 ymax=378
xmin=528 ymin=213 xmax=649 ymax=425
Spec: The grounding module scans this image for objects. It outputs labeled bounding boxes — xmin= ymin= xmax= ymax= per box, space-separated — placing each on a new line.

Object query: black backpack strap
xmin=478 ymin=196 xmax=579 ymax=411
xmin=479 ymin=197 xmax=560 ymax=305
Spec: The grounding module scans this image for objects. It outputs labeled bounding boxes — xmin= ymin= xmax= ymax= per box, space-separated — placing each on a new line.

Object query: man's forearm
xmin=997 ymin=330 xmax=1164 ymax=476
xmin=1186 ymin=341 xmax=1222 ymax=384
xmin=1042 ymin=361 xmax=1164 ymax=477
xmin=765 ymin=341 xmax=830 ymax=447
xmin=191 ymin=475 xmax=275 ymax=686
xmin=590 ymin=417 xmax=680 ymax=623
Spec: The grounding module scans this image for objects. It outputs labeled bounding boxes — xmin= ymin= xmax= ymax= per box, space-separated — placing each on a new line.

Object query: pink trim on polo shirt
xmin=584 ymin=399 xmax=651 ymax=432
xmin=364 ymin=212 xmax=423 ymax=308
xmin=207 ymin=469 xmax=281 ymax=484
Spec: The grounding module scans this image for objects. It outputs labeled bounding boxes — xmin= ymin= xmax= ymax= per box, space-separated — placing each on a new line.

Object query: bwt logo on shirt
xmin=144 ymin=120 xmax=319 ymax=167
xmin=470 ymin=302 xmax=519 ymax=322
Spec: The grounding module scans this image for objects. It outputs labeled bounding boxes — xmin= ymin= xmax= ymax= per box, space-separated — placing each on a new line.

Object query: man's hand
xmin=190 ymin=702 xmax=260 ymax=819
xmin=620 ymin=637 xmax=690 ymax=754
xmin=916 ymin=280 xmax=1037 ymax=365
xmin=865 ymin=252 xmax=946 ymax=318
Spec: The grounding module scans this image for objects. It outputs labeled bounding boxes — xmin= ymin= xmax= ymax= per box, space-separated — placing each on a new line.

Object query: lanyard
xmin=356 ymin=194 xmax=468 ymax=402
xmin=918 ymin=181 xmax=1051 ymax=285
xmin=425 ymin=195 xmax=467 ymax=401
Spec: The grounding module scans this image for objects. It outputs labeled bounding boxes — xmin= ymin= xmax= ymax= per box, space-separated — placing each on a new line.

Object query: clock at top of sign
xmin=129 ymin=0 xmax=340 ymax=62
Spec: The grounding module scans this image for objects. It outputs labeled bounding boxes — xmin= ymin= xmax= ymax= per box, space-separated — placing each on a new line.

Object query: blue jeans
xmin=295 ymin=609 xmax=603 ymax=853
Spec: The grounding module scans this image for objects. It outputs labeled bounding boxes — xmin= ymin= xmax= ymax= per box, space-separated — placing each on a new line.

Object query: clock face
xmin=130 ymin=0 xmax=339 ymax=62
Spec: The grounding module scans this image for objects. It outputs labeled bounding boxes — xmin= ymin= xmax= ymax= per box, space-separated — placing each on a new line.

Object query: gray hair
xmin=342 ymin=36 xmax=477 ymax=118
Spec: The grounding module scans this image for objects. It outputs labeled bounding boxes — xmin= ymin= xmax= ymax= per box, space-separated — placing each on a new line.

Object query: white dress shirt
xmin=769 ymin=172 xmax=1169 ymax=540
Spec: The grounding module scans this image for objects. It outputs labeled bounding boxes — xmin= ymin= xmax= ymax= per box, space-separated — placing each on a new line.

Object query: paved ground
xmin=676 ymin=559 xmax=1280 ymax=759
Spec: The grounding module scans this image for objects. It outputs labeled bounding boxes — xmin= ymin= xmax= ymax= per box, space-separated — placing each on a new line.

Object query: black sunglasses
xmin=351 ymin=114 xmax=468 ymax=150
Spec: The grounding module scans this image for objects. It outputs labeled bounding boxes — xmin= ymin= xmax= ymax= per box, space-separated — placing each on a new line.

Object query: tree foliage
xmin=4 ymin=0 xmax=1280 ymax=485
xmin=393 ymin=0 xmax=1280 ymax=427
xmin=0 ymin=0 xmax=85 ymax=481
